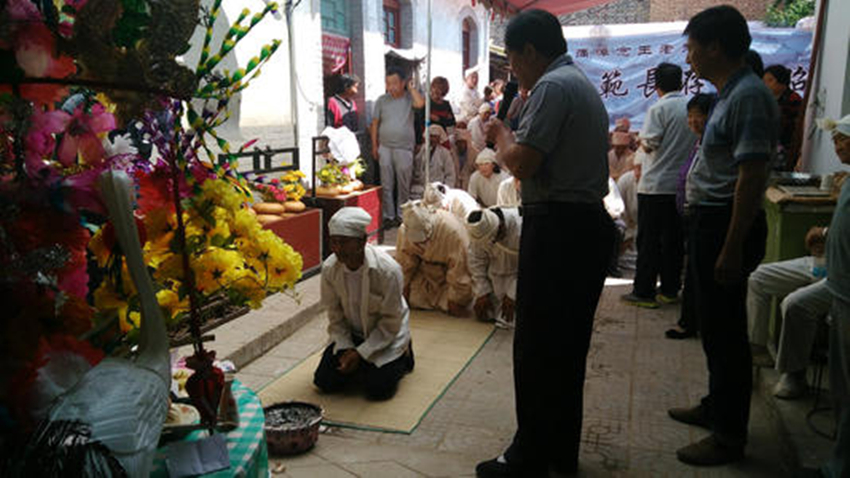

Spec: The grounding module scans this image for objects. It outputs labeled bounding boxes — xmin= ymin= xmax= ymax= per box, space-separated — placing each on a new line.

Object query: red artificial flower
xmin=136 ymin=167 xmax=180 ymax=215
xmin=7 ymin=205 xmax=91 ymax=299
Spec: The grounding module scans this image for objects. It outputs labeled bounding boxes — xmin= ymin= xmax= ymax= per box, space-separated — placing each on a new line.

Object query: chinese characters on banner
xmin=566 ymin=27 xmax=813 ymax=130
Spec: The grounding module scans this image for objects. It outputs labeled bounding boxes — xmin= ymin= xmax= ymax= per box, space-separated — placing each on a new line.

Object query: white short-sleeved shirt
xmin=638 ymin=92 xmax=696 ymax=195
xmin=515 ymin=54 xmax=610 ymax=204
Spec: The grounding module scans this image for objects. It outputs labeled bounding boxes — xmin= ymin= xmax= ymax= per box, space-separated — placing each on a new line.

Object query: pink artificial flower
xmin=25 ymin=108 xmax=71 ymax=172
xmin=57 ymin=104 xmax=116 ymax=166
xmin=63 ymin=167 xmax=107 ymax=215
xmin=5 ymin=0 xmax=42 ymax=22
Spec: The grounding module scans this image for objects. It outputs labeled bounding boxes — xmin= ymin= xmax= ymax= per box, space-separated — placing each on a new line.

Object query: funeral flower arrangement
xmin=0 ymin=0 xmax=301 ymax=443
xmin=250 ymin=170 xmax=307 ymax=203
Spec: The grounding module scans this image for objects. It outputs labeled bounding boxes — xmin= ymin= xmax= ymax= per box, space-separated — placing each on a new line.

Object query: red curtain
xmin=322 ymin=33 xmax=351 ymax=75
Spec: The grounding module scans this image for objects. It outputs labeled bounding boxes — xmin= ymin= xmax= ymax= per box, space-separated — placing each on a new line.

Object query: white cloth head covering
xmin=475 ymin=148 xmax=497 ymax=165
xmin=478 ymin=103 xmax=492 ymax=114
xmin=466 ymin=208 xmax=500 ymax=244
xmin=428 ymin=124 xmax=448 ymax=143
xmin=401 ymin=200 xmax=434 ymax=243
xmin=423 ymin=182 xmax=448 ymax=207
xmin=464 ymin=65 xmax=479 ymax=78
xmin=328 ymin=207 xmax=372 ymax=237
xmin=818 ymin=114 xmax=850 ymax=138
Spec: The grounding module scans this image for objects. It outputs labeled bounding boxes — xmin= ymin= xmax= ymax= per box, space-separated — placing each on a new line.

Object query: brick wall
xmin=649 ymin=0 xmax=773 ymax=22
xmin=490 ymin=0 xmax=771 ymax=43
xmin=561 ymin=0 xmax=650 ymax=26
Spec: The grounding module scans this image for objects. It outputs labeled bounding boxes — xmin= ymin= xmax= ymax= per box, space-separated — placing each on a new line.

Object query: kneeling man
xmin=396 ymin=200 xmax=474 ymax=316
xmin=466 ymin=207 xmax=521 ymax=328
xmin=314 ymin=207 xmax=414 ymax=400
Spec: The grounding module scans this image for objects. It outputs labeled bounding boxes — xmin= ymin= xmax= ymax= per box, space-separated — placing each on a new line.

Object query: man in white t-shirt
xmin=622 ymin=62 xmax=696 ymax=308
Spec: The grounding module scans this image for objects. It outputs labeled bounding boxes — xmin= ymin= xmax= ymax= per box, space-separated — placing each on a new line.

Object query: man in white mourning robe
xmin=313 ymin=207 xmax=414 ymax=400
xmin=466 ymin=207 xmax=522 ymax=328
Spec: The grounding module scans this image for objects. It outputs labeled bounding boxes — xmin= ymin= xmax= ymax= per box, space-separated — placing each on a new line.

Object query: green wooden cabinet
xmin=763 ymin=197 xmax=835 ymax=265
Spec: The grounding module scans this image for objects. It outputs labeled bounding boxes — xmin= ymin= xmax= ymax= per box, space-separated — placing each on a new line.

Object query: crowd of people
xmin=318 ymin=5 xmax=849 ymax=477
xmin=326 ymin=61 xmax=525 ymax=228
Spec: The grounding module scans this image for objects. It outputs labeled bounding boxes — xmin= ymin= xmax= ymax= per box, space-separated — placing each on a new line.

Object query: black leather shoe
xmin=665 ymin=328 xmax=696 ymax=339
xmin=475 ymin=457 xmax=547 ymax=478
xmin=668 ymin=404 xmax=712 ymax=430
xmin=676 ymin=435 xmax=744 ymax=466
xmin=476 ymin=458 xmax=521 ymax=478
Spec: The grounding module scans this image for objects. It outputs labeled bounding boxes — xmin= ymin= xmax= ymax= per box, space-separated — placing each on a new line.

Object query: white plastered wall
xmin=804 ymin=0 xmax=850 ymax=174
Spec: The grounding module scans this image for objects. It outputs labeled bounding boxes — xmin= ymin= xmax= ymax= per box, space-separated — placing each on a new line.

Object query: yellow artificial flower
xmin=143 ymin=209 xmax=176 ymax=262
xmin=95 ymin=93 xmax=118 ymax=114
xmin=192 ymin=247 xmax=245 ymax=293
xmin=88 ymin=228 xmax=111 ymax=267
xmin=157 ymin=288 xmax=189 ymax=321
xmin=94 ymin=281 xmax=125 ymax=311
xmin=155 ymin=253 xmax=185 ymax=283
xmin=232 ymin=207 xmax=261 ymax=238
xmin=121 ymin=311 xmax=141 ymax=333
xmin=200 ymin=179 xmax=243 ymax=211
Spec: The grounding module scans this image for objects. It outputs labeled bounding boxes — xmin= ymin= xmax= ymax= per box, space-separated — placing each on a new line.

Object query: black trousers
xmin=633 ymin=194 xmax=684 ymax=298
xmin=677 ymin=255 xmax=698 ymax=333
xmin=690 ymin=206 xmax=766 ymax=444
xmin=313 ymin=341 xmax=414 ymax=401
xmin=505 ymin=202 xmax=615 ymax=474
xmin=677 ymin=214 xmax=698 ymax=333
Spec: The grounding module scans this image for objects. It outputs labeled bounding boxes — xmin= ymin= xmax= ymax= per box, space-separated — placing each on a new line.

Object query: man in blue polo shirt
xmin=667 ymin=5 xmax=779 ymax=466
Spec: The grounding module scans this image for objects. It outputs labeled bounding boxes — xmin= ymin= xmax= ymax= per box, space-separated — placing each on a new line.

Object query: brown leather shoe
xmin=668 ymin=405 xmax=712 ymax=430
xmin=676 ymin=435 xmax=744 ymax=466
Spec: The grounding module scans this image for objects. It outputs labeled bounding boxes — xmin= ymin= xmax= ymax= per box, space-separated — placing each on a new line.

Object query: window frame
xmin=383 ymin=0 xmax=401 ymax=48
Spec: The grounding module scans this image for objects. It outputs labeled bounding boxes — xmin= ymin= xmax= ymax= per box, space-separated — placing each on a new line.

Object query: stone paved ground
xmin=232 ymin=230 xmax=833 ymax=477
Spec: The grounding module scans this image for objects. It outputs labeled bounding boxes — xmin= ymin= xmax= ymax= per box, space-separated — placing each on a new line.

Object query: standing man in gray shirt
xmin=476 ymin=10 xmax=615 ymax=478
xmin=370 ymin=67 xmax=425 ymax=228
xmin=623 ymin=63 xmax=696 ymax=308
xmin=668 ymin=5 xmax=778 ymax=466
